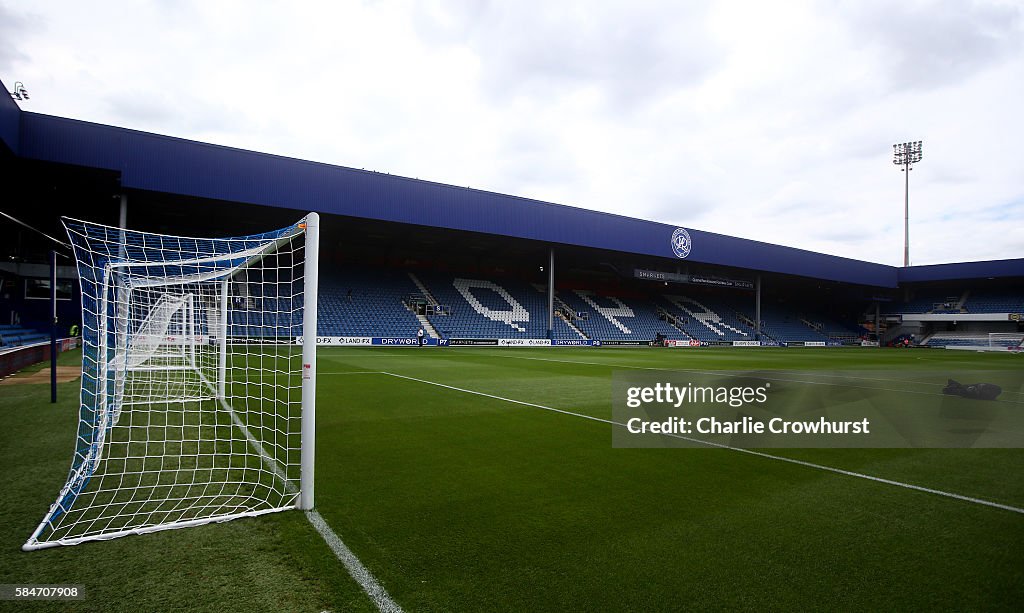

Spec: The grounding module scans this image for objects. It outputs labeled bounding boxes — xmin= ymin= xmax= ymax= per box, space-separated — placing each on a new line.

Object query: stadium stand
xmin=962 ymin=290 xmax=1024 ymax=314
xmin=317 ymin=269 xmax=423 ymax=337
xmin=560 ymin=290 xmax=685 ymax=342
xmin=552 ymin=316 xmax=586 ymax=341
xmin=756 ymin=313 xmax=831 ymax=343
xmin=292 ymin=268 xmax=877 ymax=343
xmin=882 ymin=290 xmax=964 ymax=314
xmin=417 ymin=273 xmax=550 ymax=339
xmin=874 ymin=289 xmax=1024 ymax=341
xmin=661 ymin=294 xmax=753 ymax=343
xmin=783 ymin=312 xmax=864 ymax=343
xmin=909 ymin=295 xmax=952 ymax=314
xmin=0 ymin=324 xmax=50 ymax=348
xmin=743 ymin=305 xmax=860 ymax=344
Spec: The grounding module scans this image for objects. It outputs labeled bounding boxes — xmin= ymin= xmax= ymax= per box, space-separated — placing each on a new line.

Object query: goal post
xmin=24 ymin=213 xmax=319 ymax=550
xmin=299 ymin=214 xmax=318 ymax=511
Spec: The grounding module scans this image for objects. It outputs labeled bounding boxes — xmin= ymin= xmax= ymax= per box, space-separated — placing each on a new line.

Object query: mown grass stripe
xmin=378 ymin=371 xmax=1024 ymax=515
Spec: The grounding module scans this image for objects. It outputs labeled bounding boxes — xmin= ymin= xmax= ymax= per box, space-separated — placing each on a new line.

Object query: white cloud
xmin=3 ymin=0 xmax=1023 ymax=266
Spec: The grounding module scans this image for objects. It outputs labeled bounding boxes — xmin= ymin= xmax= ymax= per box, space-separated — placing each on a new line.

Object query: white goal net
xmin=24 ymin=214 xmax=320 ymax=550
xmin=990 ymin=332 xmax=1024 ymax=352
xmin=928 ymin=332 xmax=1024 ymax=352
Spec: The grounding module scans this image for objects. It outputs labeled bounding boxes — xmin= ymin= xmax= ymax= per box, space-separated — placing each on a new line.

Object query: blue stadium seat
xmin=0 ymin=325 xmax=51 ymax=348
xmin=560 ymin=290 xmax=686 ymax=342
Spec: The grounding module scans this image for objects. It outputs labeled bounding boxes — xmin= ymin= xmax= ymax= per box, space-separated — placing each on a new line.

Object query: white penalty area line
xmin=377 ymin=371 xmax=1024 ymax=516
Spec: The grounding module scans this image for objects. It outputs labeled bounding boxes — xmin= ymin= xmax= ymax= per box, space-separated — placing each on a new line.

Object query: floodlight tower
xmin=893 ymin=140 xmax=923 ymax=266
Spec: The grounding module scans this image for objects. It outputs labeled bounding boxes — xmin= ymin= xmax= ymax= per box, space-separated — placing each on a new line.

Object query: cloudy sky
xmin=2 ymin=0 xmax=1022 ymax=266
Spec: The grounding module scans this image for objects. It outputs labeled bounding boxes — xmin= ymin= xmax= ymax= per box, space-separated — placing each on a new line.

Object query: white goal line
xmin=197 ymin=372 xmax=403 ymax=613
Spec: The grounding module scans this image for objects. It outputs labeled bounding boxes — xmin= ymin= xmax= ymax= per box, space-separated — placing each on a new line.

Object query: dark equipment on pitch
xmin=942 ymin=379 xmax=1002 ymax=401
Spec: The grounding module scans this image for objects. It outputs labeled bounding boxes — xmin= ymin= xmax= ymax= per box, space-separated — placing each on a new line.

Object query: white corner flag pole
xmin=299 ymin=213 xmax=319 ymax=510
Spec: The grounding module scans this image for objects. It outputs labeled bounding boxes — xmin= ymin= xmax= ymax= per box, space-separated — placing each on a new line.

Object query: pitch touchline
xmin=377 ymin=371 xmax=1024 ymax=515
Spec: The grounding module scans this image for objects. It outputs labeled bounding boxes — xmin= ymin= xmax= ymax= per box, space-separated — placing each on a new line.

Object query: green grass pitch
xmin=2 ymin=346 xmax=1023 ymax=611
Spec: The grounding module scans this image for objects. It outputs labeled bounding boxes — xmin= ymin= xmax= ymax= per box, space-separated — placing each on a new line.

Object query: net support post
xmin=299 ymin=212 xmax=320 ymax=511
xmin=218 ymin=279 xmax=229 ymax=399
xmin=50 ymin=249 xmax=58 ymax=403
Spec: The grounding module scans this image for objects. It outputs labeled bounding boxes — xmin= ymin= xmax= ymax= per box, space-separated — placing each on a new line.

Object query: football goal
xmin=929 ymin=332 xmax=1024 ymax=352
xmin=24 ymin=214 xmax=320 ymax=550
xmin=990 ymin=332 xmax=1024 ymax=352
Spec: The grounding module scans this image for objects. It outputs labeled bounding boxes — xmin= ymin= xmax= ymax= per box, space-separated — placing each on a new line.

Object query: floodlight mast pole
xmin=892 ymin=141 xmax=923 ymax=267
xmin=904 ymin=164 xmax=909 ymax=266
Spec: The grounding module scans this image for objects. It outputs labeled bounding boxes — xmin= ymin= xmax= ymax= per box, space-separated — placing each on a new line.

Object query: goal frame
xmin=23 ymin=213 xmax=319 ymax=550
xmin=989 ymin=332 xmax=1024 ymax=352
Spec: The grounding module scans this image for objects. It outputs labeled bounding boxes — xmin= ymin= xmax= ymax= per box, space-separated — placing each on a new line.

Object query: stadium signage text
xmin=636 ymin=269 xmax=685 ymax=283
xmin=689 ymin=275 xmax=754 ymax=290
xmin=665 ymin=339 xmax=702 ymax=347
xmin=498 ymin=339 xmax=552 ymax=347
xmin=633 ymin=269 xmax=753 ymax=289
xmin=374 ymin=337 xmax=447 ymax=346
xmin=296 ymin=336 xmax=372 ymax=346
xmin=377 ymin=338 xmax=420 ymax=346
xmin=296 ymin=336 xmax=449 ymax=346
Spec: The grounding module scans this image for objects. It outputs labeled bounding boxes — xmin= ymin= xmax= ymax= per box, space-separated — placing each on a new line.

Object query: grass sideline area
xmin=0 ymin=349 xmax=377 ymax=613
xmin=2 ymin=346 xmax=1023 ymax=610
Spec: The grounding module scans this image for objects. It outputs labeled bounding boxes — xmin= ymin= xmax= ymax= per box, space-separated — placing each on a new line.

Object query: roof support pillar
xmin=547 ymin=248 xmax=555 ymax=341
xmin=875 ymin=301 xmax=881 ymax=347
xmin=755 ymin=275 xmax=762 ymax=342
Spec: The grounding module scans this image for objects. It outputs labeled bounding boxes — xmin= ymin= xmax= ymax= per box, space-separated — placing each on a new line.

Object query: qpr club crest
xmin=671 ymin=227 xmax=692 ymax=259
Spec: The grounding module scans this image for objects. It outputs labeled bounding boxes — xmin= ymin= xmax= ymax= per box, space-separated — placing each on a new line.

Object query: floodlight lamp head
xmin=892 ymin=140 xmax=923 ymax=166
xmin=9 ymin=82 xmax=29 ymax=101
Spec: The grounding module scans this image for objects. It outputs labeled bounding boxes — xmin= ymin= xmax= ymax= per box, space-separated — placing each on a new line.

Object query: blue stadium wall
xmin=0 ymin=80 xmax=20 ymax=155
xmin=1 ymin=79 xmax=1020 ymax=287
